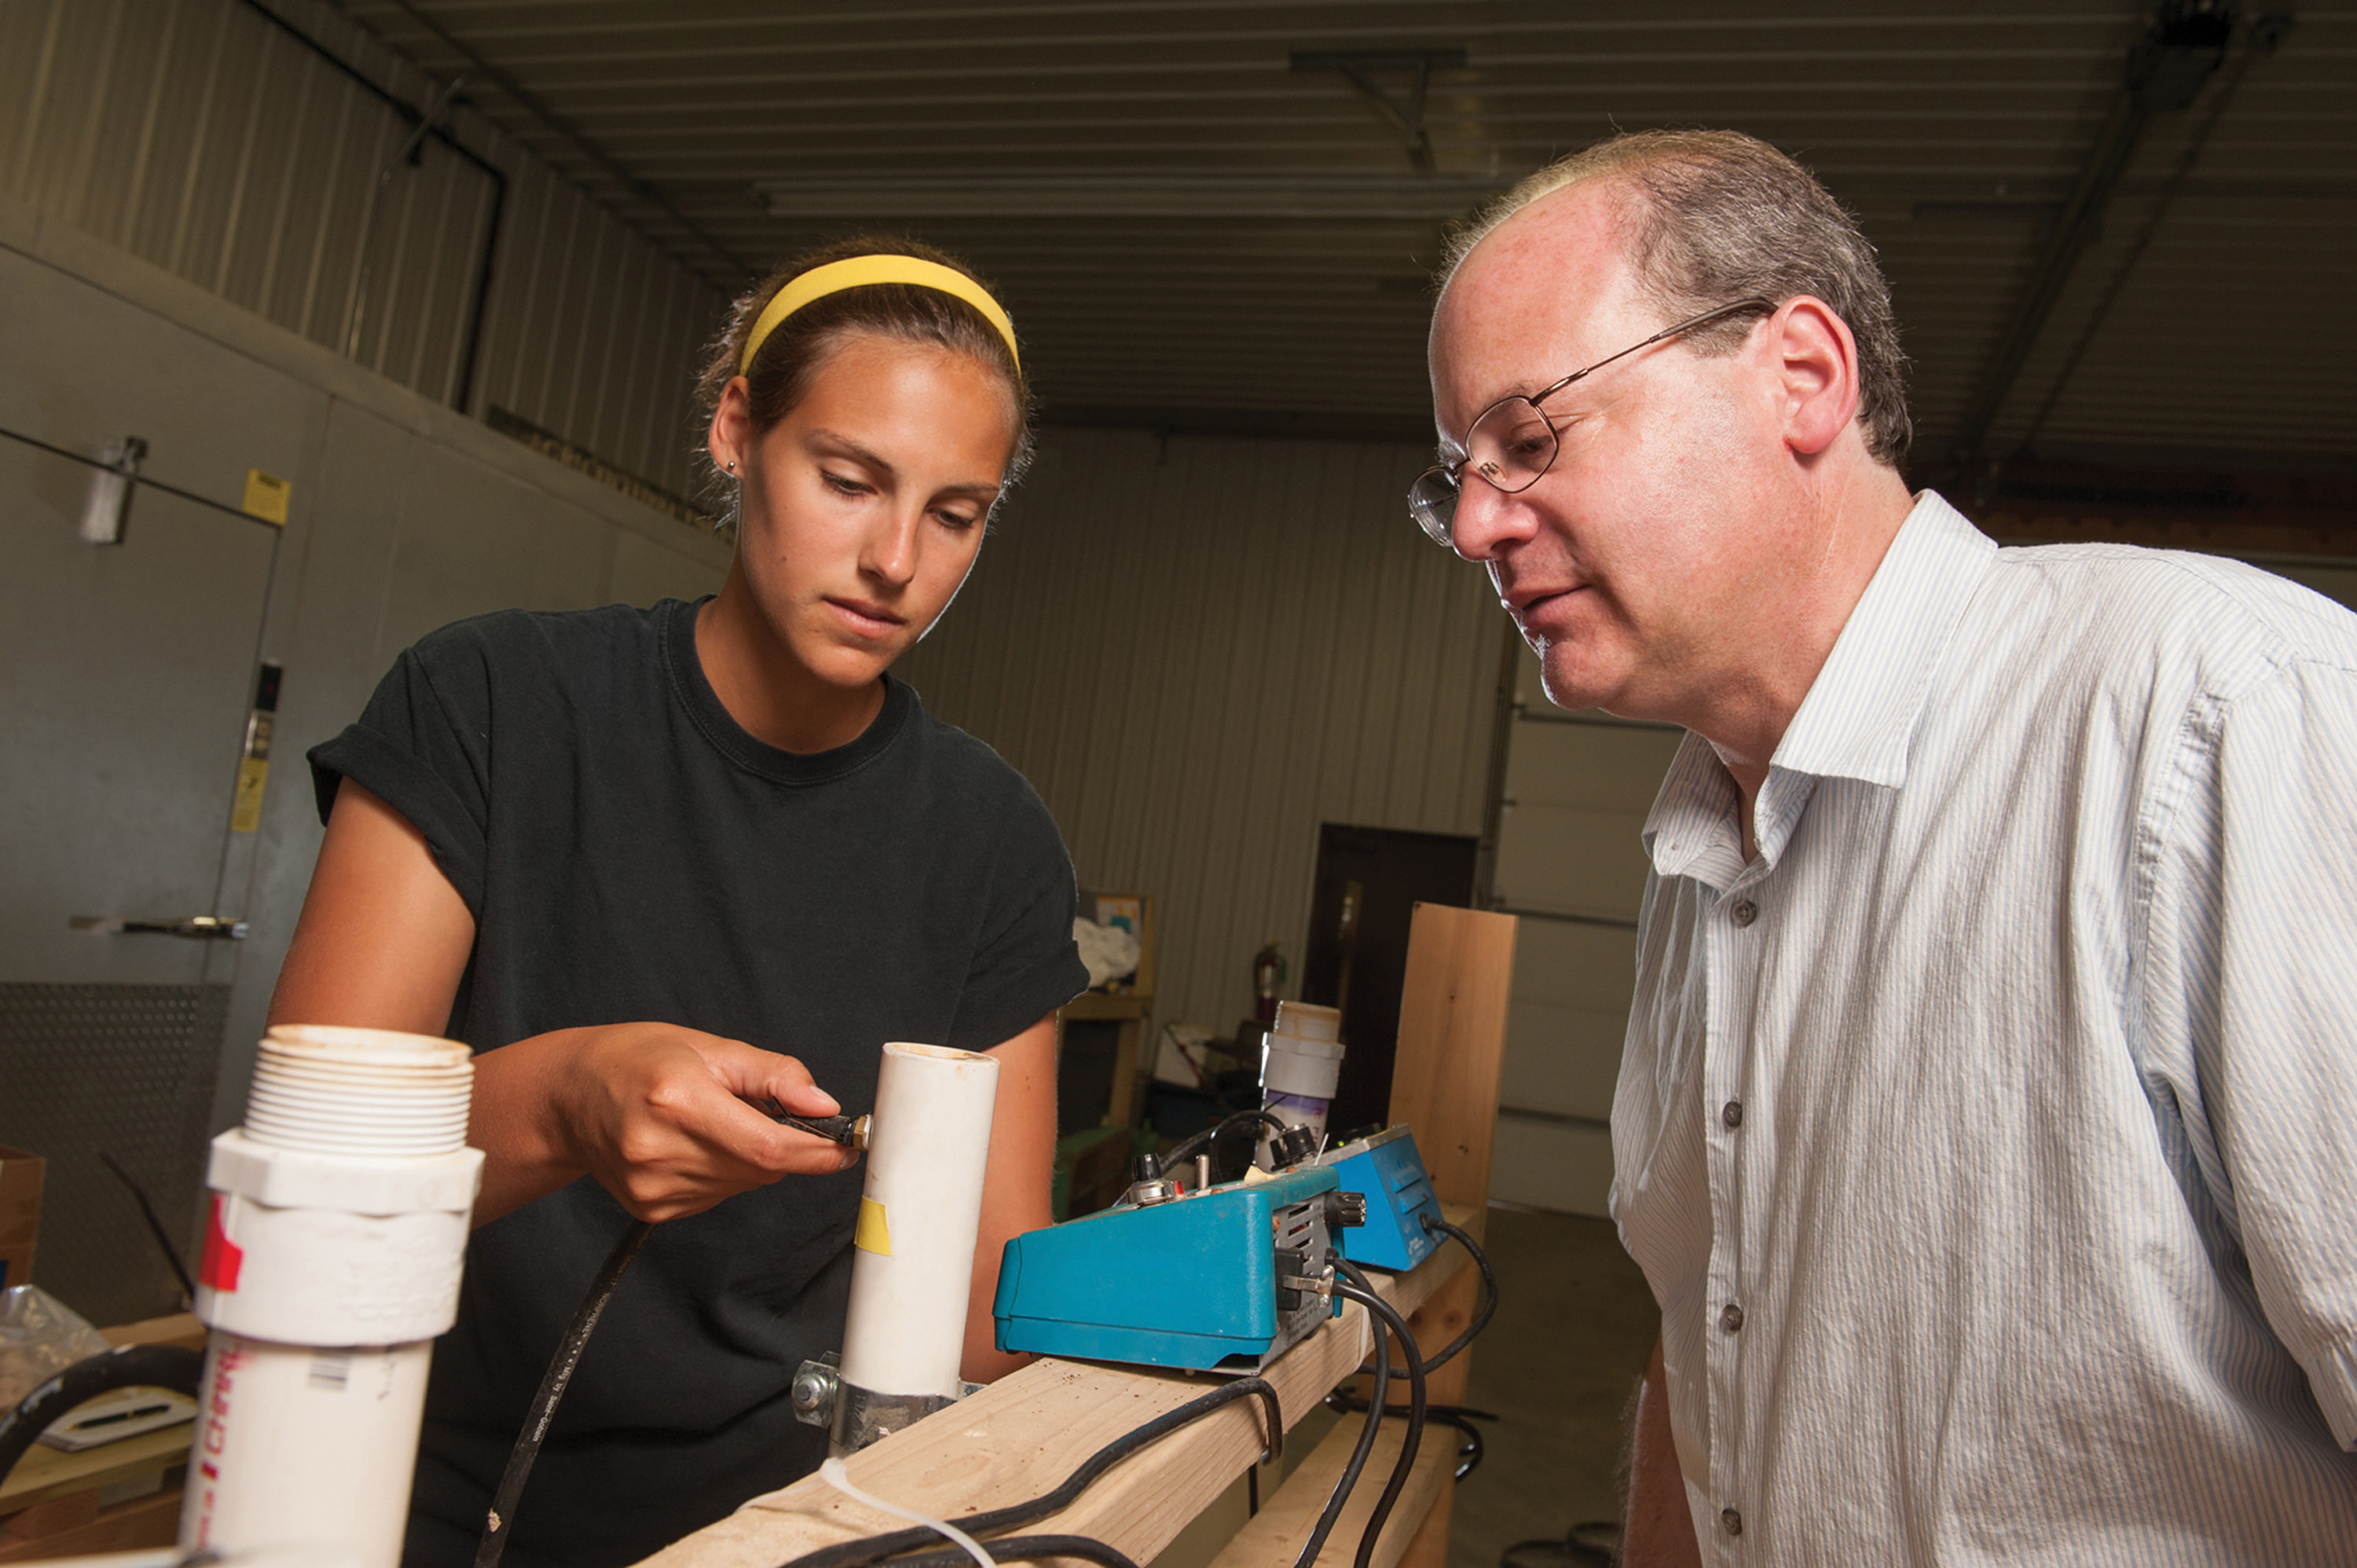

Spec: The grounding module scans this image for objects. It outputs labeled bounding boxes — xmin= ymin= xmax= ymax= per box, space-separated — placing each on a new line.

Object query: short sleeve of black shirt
xmin=306 ymin=598 xmax=1087 ymax=1568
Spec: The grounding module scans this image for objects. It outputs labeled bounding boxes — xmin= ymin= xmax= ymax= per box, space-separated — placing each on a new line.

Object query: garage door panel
xmin=1496 ymin=802 xmax=1652 ymax=915
xmin=1506 ymin=918 xmax=1636 ymax=1009
xmin=1501 ymin=997 xmax=1625 ymax=1119
xmin=1505 ymin=719 xmax=1685 ymax=815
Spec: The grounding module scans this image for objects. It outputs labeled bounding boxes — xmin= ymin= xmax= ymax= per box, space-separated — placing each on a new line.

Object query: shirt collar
xmin=1769 ymin=490 xmax=1996 ymax=789
xmin=1640 ymin=491 xmax=1995 ymax=883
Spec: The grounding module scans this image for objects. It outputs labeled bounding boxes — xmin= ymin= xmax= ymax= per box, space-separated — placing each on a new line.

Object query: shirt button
xmin=1731 ymin=898 xmax=1758 ymax=928
xmin=1721 ymin=1302 xmax=1744 ymax=1333
xmin=1722 ymin=1508 xmax=1744 ymax=1537
xmin=1721 ymin=1100 xmax=1743 ymax=1130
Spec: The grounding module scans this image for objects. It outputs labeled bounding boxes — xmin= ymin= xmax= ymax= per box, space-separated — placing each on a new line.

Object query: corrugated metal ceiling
xmin=335 ymin=0 xmax=2356 ymax=473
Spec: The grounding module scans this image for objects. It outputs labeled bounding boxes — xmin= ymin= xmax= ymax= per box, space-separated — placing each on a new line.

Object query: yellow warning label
xmin=854 ymin=1198 xmax=891 ymax=1256
xmin=242 ymin=470 xmax=291 ymax=526
xmin=231 ymin=757 xmax=269 ymax=833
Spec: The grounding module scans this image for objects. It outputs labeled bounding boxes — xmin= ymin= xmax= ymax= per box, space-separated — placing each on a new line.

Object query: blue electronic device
xmin=993 ymin=1164 xmax=1345 ymax=1372
xmin=1319 ymin=1125 xmax=1442 ymax=1271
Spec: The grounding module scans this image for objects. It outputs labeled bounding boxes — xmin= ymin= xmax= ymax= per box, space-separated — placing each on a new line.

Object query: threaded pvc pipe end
xmin=244 ymin=1024 xmax=475 ymax=1157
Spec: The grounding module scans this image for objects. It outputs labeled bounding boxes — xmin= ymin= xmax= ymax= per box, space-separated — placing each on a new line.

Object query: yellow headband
xmin=737 ymin=255 xmax=1021 ymax=377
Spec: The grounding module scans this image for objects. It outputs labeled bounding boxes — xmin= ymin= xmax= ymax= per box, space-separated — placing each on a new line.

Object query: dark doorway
xmin=1299 ymin=824 xmax=1479 ymax=1139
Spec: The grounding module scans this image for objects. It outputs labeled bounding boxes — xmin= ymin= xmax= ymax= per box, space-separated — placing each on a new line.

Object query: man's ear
xmin=1770 ymin=296 xmax=1861 ymax=457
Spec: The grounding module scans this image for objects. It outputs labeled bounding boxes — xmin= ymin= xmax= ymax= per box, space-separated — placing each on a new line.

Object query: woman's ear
xmin=1771 ymin=297 xmax=1862 ymax=457
xmin=708 ymin=376 xmax=754 ymax=474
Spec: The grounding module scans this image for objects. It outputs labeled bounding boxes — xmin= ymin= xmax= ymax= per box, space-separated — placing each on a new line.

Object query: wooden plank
xmin=636 ymin=1206 xmax=1478 ymax=1568
xmin=0 ymin=1427 xmax=191 ymax=1512
xmin=0 ymin=1487 xmax=180 ymax=1561
xmin=1387 ymin=905 xmax=1518 ymax=1209
xmin=99 ymin=1314 xmax=206 ymax=1354
xmin=1383 ymin=903 xmax=1515 ymax=1568
xmin=1204 ymin=1404 xmax=1453 ymax=1568
xmin=1058 ymin=995 xmax=1149 ymax=1023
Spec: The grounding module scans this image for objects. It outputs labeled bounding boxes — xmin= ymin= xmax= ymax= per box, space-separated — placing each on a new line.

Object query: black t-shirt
xmin=306 ymin=597 xmax=1087 ymax=1568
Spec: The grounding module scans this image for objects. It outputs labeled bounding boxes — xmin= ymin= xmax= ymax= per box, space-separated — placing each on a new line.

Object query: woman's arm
xmin=269 ymin=782 xmax=854 ymax=1226
xmin=960 ymin=1012 xmax=1061 ymax=1383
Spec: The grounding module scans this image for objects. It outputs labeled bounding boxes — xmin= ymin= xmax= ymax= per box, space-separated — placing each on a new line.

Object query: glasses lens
xmin=1465 ymin=397 xmax=1556 ymax=493
xmin=1408 ymin=468 xmax=1458 ymax=545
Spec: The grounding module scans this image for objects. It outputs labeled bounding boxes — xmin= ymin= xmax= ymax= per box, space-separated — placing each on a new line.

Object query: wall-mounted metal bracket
xmin=1290 ymin=49 xmax=1468 ymax=170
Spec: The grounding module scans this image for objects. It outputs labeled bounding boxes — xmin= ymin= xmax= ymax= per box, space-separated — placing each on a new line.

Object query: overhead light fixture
xmin=751 ymin=174 xmax=1507 ymax=223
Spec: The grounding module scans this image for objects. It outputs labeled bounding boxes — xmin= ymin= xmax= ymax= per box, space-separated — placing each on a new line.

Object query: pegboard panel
xmin=0 ymin=983 xmax=228 ymax=1325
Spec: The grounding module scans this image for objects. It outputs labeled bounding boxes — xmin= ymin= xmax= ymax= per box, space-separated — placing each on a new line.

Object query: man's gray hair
xmin=1443 ymin=130 xmax=1912 ymax=466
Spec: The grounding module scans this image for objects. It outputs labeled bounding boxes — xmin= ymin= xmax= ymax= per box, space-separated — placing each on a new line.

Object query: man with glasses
xmin=1425 ymin=130 xmax=2357 ymax=1565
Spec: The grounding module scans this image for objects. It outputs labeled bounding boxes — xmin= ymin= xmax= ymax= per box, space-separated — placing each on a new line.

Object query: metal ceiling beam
xmin=1946 ymin=0 xmax=2239 ymax=476
xmin=1290 ymin=49 xmax=1468 ymax=172
xmin=375 ymin=0 xmax=756 ymax=283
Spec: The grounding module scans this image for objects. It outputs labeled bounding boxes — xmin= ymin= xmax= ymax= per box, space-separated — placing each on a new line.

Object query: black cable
xmin=1332 ymin=1262 xmax=1426 ymax=1568
xmin=780 ymin=1376 xmax=1284 ymax=1568
xmin=1498 ymin=1522 xmax=1618 ymax=1568
xmin=1325 ymin=1392 xmax=1495 ymax=1481
xmin=475 ymin=1218 xmax=655 ymax=1568
xmin=885 ymin=1537 xmax=1140 ymax=1568
xmin=96 ymin=1149 xmax=197 ymax=1304
xmin=1164 ymin=1108 xmax=1293 ymax=1173
xmin=0 ymin=1343 xmax=204 ymax=1487
xmin=1289 ymin=1273 xmax=1389 ymax=1568
xmin=1361 ymin=1215 xmax=1497 ymax=1380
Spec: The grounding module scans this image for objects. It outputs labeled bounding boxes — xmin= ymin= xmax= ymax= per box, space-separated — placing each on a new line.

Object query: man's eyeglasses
xmin=1409 ymin=298 xmax=1778 ymax=547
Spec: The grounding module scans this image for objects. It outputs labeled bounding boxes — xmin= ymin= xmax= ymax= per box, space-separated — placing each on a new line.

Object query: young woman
xmin=272 ymin=240 xmax=1087 ymax=1568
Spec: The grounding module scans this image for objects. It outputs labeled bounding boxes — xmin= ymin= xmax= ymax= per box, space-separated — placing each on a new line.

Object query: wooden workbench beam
xmin=637 ymin=1207 xmax=1475 ymax=1568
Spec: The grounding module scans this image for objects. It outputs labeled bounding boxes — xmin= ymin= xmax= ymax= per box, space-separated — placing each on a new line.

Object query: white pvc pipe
xmin=837 ymin=1042 xmax=1001 ymax=1402
xmin=181 ymin=1025 xmax=482 ymax=1568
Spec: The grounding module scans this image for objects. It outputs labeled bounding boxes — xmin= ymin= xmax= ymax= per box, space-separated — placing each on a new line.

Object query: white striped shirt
xmin=1612 ymin=491 xmax=2357 ymax=1565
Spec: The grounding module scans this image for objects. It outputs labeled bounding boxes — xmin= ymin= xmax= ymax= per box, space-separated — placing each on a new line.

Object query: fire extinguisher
xmin=1252 ymin=941 xmax=1286 ymax=1027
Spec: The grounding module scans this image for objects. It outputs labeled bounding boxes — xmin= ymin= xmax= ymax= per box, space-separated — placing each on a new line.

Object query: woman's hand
xmin=472 ymin=1022 xmax=859 ymax=1225
xmin=270 ymin=782 xmax=856 ymax=1227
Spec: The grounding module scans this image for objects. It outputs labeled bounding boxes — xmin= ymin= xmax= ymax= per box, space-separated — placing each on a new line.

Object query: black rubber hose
xmin=1333 ymin=1261 xmax=1426 ymax=1568
xmin=1164 ymin=1108 xmax=1293 ymax=1173
xmin=780 ymin=1376 xmax=1284 ymax=1568
xmin=475 ymin=1218 xmax=655 ymax=1568
xmin=0 ymin=1343 xmax=205 ymax=1488
xmin=885 ymin=1536 xmax=1141 ymax=1568
xmin=1361 ymin=1215 xmax=1497 ymax=1380
xmin=1290 ymin=1288 xmax=1388 ymax=1568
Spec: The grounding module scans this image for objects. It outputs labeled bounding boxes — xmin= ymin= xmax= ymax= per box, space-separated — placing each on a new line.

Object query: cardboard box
xmin=0 ymin=1145 xmax=44 ymax=1291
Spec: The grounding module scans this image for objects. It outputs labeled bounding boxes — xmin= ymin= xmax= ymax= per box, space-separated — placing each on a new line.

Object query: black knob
xmin=1325 ymin=1191 xmax=1368 ymax=1229
xmin=1134 ymin=1153 xmax=1164 ymax=1182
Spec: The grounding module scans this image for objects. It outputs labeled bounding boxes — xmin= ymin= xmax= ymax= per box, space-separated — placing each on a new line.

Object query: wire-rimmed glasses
xmin=1409 ymin=297 xmax=1778 ymax=547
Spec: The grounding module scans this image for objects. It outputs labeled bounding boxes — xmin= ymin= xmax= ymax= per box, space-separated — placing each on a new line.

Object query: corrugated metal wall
xmin=0 ymin=0 xmax=723 ymax=496
xmin=895 ymin=425 xmax=1503 ymax=1036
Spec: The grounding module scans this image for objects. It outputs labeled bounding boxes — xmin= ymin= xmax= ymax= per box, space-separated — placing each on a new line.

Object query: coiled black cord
xmin=1325 ymin=1392 xmax=1495 ymax=1481
xmin=780 ymin=1375 xmax=1284 ymax=1568
xmin=475 ymin=1217 xmax=655 ymax=1568
xmin=1330 ymin=1260 xmax=1427 ymax=1568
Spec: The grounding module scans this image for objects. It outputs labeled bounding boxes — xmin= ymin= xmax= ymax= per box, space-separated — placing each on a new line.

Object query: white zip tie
xmin=819 ymin=1456 xmax=999 ymax=1568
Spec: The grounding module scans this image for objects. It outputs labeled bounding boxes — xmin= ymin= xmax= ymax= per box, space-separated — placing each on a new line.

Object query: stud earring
xmin=726 ymin=459 xmax=737 ymax=473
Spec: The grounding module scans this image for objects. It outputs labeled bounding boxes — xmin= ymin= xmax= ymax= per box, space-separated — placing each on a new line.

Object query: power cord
xmin=474 ymin=1218 xmax=655 ymax=1568
xmin=1164 ymin=1108 xmax=1303 ymax=1177
xmin=888 ymin=1537 xmax=1139 ymax=1568
xmin=1324 ymin=1391 xmax=1495 ymax=1481
xmin=1329 ymin=1259 xmax=1427 ymax=1568
xmin=779 ymin=1375 xmax=1284 ymax=1568
xmin=1359 ymin=1214 xmax=1496 ymax=1379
